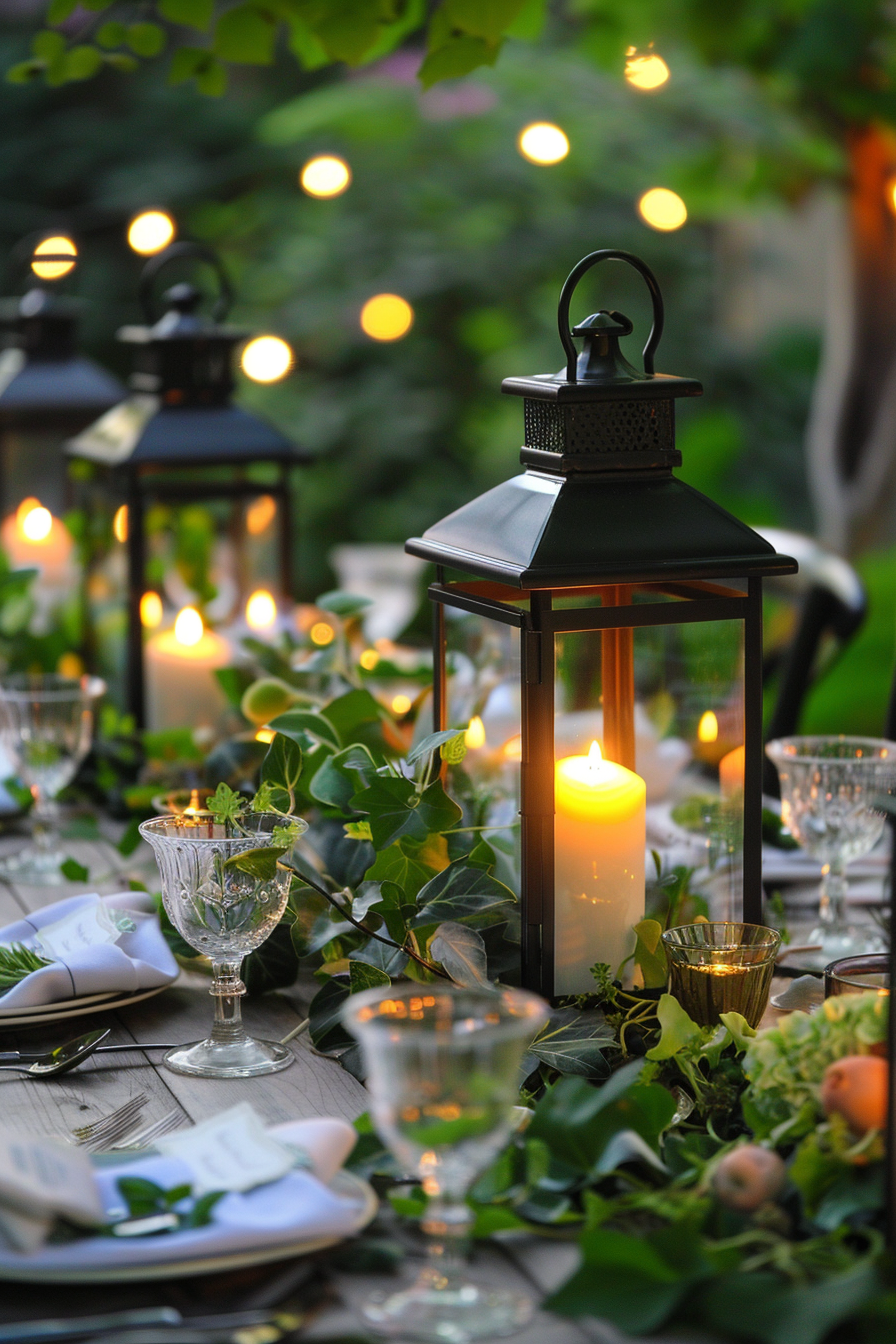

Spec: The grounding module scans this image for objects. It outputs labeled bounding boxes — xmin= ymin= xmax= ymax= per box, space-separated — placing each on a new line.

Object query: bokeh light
xmin=140 ymin=591 xmax=163 ymax=629
xmin=359 ymin=648 xmax=380 ymax=671
xmin=127 ymin=210 xmax=176 ymax=256
xmin=246 ymin=589 xmax=277 ymax=630
xmin=360 ymin=294 xmax=414 ymax=342
xmin=300 ymin=155 xmax=351 ymax=198
xmin=465 ymin=715 xmax=486 ymax=749
xmin=310 ymin=621 xmax=335 ymax=646
xmin=698 ymin=710 xmax=719 ymax=744
xmin=174 ymin=606 xmax=204 ymax=647
xmin=113 ymin=504 xmax=128 ymax=543
xmin=57 ymin=652 xmax=84 ymax=679
xmin=241 ymin=336 xmax=294 ymax=383
xmin=638 ymin=187 xmax=687 ymax=231
xmin=391 ymin=693 xmax=412 ymax=715
xmin=19 ymin=501 xmax=52 ymax=542
xmin=31 ymin=236 xmax=77 ymax=281
xmin=255 ymin=728 xmax=275 ymax=744
xmin=517 ymin=123 xmax=570 ymax=165
xmin=247 ymin=494 xmax=277 ymax=535
xmin=624 ymin=51 xmax=670 ymax=90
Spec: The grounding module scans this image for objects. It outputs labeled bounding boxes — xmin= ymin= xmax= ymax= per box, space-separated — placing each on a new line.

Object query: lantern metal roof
xmin=0 ymin=287 xmax=124 ymax=424
xmin=67 ymin=242 xmax=309 ymax=470
xmin=407 ymin=249 xmax=797 ymax=589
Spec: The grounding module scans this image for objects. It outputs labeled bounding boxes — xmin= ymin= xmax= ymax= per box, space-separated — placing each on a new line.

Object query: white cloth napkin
xmin=0 ymin=1117 xmax=366 ymax=1271
xmin=0 ymin=892 xmax=179 ymax=1008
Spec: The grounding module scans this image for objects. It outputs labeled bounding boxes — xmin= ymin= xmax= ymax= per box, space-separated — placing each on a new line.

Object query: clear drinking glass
xmin=0 ymin=673 xmax=106 ymax=883
xmin=662 ymin=922 xmax=781 ymax=1027
xmin=766 ymin=735 xmax=896 ymax=963
xmin=139 ymin=812 xmax=306 ymax=1078
xmin=343 ymin=982 xmax=549 ymax=1344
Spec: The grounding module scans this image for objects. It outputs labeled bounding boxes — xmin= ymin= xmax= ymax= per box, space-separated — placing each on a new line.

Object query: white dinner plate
xmin=0 ymin=983 xmax=170 ymax=1029
xmin=0 ymin=1169 xmax=378 ymax=1282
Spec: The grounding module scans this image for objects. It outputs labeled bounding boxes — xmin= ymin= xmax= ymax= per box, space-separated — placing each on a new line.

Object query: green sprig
xmin=0 ymin=941 xmax=51 ymax=989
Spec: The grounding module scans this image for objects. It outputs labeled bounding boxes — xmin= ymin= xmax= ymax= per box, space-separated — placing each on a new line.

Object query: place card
xmin=33 ymin=903 xmax=131 ymax=961
xmin=0 ymin=1133 xmax=104 ymax=1251
xmin=154 ymin=1103 xmax=297 ymax=1196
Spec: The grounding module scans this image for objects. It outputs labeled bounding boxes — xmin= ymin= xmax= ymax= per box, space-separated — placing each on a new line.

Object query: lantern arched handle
xmin=138 ymin=241 xmax=234 ymax=325
xmin=558 ymin=249 xmax=664 ymax=382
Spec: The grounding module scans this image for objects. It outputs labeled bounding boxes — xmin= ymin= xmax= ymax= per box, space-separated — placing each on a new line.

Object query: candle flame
xmin=587 ymin=740 xmax=603 ymax=767
xmin=698 ymin=710 xmax=719 ymax=744
xmin=465 ymin=715 xmax=486 ymax=749
xmin=174 ymin=606 xmax=204 ymax=647
xmin=246 ymin=589 xmax=277 ymax=630
xmin=140 ymin=591 xmax=163 ymax=629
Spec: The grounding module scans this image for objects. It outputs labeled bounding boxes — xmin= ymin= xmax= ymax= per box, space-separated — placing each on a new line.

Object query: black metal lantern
xmin=67 ymin=242 xmax=311 ymax=727
xmin=0 ymin=240 xmax=124 ymax=518
xmin=407 ymin=250 xmax=799 ymax=999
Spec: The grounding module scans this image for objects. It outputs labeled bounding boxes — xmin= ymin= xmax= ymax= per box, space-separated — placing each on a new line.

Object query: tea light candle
xmin=554 ymin=741 xmax=646 ymax=995
xmin=145 ymin=606 xmax=231 ymax=732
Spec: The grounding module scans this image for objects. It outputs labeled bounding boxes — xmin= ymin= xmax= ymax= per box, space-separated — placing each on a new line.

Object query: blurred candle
xmin=719 ymin=744 xmax=745 ymax=799
xmin=1 ymin=499 xmax=74 ymax=584
xmin=554 ymin=741 xmax=646 ymax=994
xmin=145 ymin=606 xmax=230 ymax=731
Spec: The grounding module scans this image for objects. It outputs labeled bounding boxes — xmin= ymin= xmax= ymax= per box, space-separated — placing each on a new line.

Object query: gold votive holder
xmin=662 ymin=922 xmax=781 ymax=1027
xmin=824 ymin=954 xmax=889 ymax=998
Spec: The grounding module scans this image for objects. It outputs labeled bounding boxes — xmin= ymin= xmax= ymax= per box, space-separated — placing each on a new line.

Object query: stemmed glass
xmin=0 ymin=673 xmax=105 ymax=883
xmin=343 ymin=982 xmax=549 ymax=1343
xmin=765 ymin=735 xmax=896 ymax=963
xmin=139 ymin=811 xmax=307 ymax=1078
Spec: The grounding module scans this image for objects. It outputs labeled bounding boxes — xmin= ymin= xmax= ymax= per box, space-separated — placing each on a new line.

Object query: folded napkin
xmin=0 ymin=1108 xmax=366 ymax=1271
xmin=0 ymin=891 xmax=179 ymax=1008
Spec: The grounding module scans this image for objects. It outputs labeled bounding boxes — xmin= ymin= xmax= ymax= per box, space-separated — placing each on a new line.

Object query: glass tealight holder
xmin=824 ymin=954 xmax=889 ymax=998
xmin=662 ymin=922 xmax=781 ymax=1027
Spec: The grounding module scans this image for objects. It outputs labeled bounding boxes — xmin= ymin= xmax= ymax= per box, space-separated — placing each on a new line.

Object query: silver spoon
xmin=0 ymin=1030 xmax=181 ymax=1077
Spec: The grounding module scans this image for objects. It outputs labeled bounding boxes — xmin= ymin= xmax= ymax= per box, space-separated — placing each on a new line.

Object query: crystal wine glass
xmin=0 ymin=673 xmax=105 ymax=883
xmin=343 ymin=982 xmax=549 ymax=1343
xmin=139 ymin=811 xmax=307 ymax=1078
xmin=765 ymin=735 xmax=896 ymax=963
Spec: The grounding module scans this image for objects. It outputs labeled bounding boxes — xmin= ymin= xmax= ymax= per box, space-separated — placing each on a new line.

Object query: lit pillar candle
xmin=554 ymin=741 xmax=646 ymax=995
xmin=145 ymin=606 xmax=231 ymax=732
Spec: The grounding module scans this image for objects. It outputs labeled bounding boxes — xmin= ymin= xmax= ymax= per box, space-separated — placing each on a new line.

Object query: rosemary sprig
xmin=0 ymin=941 xmax=52 ymax=989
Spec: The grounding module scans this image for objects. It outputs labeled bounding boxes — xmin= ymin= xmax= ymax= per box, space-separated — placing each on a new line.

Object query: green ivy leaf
xmin=418 ymin=34 xmax=501 ymax=88
xmin=309 ymin=0 xmax=384 ymax=64
xmin=631 ymin=918 xmax=667 ymax=988
xmin=269 ymin=708 xmax=341 ymax=750
xmin=213 ymin=4 xmax=278 ymax=64
xmin=429 ymin=921 xmax=490 ymax=988
xmin=207 ymin=780 xmax=244 ymax=826
xmin=349 ymin=959 xmax=391 ymax=993
xmin=60 ymin=857 xmax=89 ymax=883
xmin=351 ymin=777 xmax=461 ymax=851
xmin=6 ymin=61 xmax=43 ymax=83
xmin=645 ymin=994 xmax=702 ymax=1062
xmin=96 ymin=21 xmax=127 ymax=48
xmin=308 ymin=975 xmax=353 ymax=1054
xmin=310 ymin=744 xmax=376 ymax=811
xmin=315 ymin=589 xmax=373 ymax=617
xmin=126 ymin=22 xmax=166 ymax=55
xmin=62 ymin=45 xmax=103 ymax=79
xmin=243 ymin=920 xmax=300 ymax=994
xmin=526 ymin=1009 xmax=616 ymax=1079
xmin=32 ymin=30 xmax=65 ymax=62
xmin=545 ymin=1226 xmax=687 ymax=1332
xmin=440 ymin=0 xmax=526 ymax=41
xmin=321 ymin=688 xmax=385 ymax=750
xmin=159 ymin=0 xmax=214 ymax=30
xmin=183 ymin=1190 xmax=225 ymax=1228
xmin=365 ymin=840 xmax=441 ymax=900
xmin=116 ymin=816 xmax=143 ymax=857
xmin=47 ymin=0 xmax=78 ymax=21
xmin=406 ymin=727 xmax=466 ymax=766
xmin=223 ymin=846 xmax=286 ymax=880
xmin=413 ymin=861 xmax=516 ymax=927
xmin=259 ymin=733 xmax=302 ymax=811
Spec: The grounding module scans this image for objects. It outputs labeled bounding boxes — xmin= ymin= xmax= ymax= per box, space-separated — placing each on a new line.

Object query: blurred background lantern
xmin=67 ymin=241 xmax=310 ymax=729
xmin=407 ymin=250 xmax=798 ymax=999
xmin=0 ymin=232 xmax=124 ymax=618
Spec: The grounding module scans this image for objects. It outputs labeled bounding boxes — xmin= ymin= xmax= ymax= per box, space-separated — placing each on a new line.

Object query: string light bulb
xmin=241 ymin=336 xmax=294 ymax=383
xmin=517 ymin=123 xmax=570 ymax=165
xmin=300 ymin=155 xmax=351 ymax=198
xmin=698 ymin=711 xmax=719 ymax=744
xmin=360 ymin=294 xmax=414 ymax=342
xmin=638 ymin=187 xmax=687 ymax=231
xmin=112 ymin=504 xmax=128 ymax=543
xmin=624 ymin=48 xmax=670 ymax=90
xmin=31 ymin=236 xmax=76 ymax=281
xmin=127 ymin=211 xmax=176 ymax=255
xmin=140 ymin=591 xmax=163 ymax=629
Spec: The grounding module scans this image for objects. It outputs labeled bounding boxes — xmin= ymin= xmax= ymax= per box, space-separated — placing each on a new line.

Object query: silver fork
xmin=108 ymin=1109 xmax=185 ymax=1151
xmin=70 ymin=1093 xmax=148 ymax=1148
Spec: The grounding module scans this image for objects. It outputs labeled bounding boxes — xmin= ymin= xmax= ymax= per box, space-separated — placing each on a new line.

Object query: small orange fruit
xmin=712 ymin=1145 xmax=787 ymax=1211
xmin=820 ymin=1055 xmax=888 ymax=1136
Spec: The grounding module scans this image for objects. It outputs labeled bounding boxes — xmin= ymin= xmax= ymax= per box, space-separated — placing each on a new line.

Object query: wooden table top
xmin=0 ymin=828 xmax=596 ymax=1343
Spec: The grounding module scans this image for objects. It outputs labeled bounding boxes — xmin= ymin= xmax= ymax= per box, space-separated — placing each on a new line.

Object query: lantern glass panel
xmin=443 ymin=608 xmax=521 ymax=885
xmin=551 ymin=600 xmax=747 ymax=997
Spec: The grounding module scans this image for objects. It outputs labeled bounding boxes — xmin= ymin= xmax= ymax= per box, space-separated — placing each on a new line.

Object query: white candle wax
xmin=554 ymin=742 xmax=646 ymax=995
xmin=145 ymin=619 xmax=231 ymax=732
